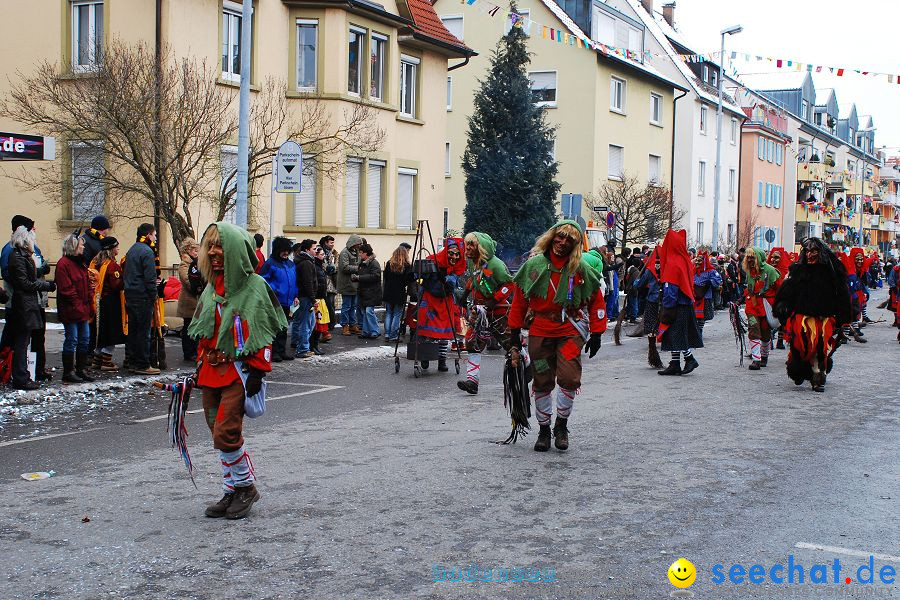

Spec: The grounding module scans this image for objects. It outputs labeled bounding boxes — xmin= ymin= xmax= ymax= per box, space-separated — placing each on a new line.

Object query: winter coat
xmin=55 ymin=254 xmax=94 ymax=323
xmin=259 ymin=256 xmax=298 ymax=307
xmin=313 ymin=257 xmax=328 ymax=300
xmin=382 ymin=262 xmax=413 ymax=306
xmin=357 ymin=257 xmax=383 ymax=307
xmin=123 ymin=241 xmax=158 ymax=299
xmin=294 ymin=252 xmax=318 ymax=301
xmin=8 ymin=247 xmax=54 ymax=331
xmin=323 ymin=248 xmax=338 ymax=294
xmin=81 ymin=230 xmax=104 ymax=265
xmin=176 ymin=253 xmax=201 ymax=318
xmin=693 ymin=269 xmax=723 ymax=301
xmin=336 ymin=234 xmax=363 ymax=295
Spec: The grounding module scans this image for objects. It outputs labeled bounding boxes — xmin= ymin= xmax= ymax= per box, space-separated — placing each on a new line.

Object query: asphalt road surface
xmin=1 ymin=294 xmax=897 ymax=599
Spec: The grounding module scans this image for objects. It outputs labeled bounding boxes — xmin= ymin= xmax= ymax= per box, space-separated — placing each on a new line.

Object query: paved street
xmin=1 ymin=294 xmax=897 ymax=599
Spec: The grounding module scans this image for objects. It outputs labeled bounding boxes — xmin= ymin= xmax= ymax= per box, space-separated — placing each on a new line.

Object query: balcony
xmin=864 ymin=214 xmax=881 ymax=229
xmin=795 ymin=203 xmax=825 ymax=224
xmin=887 ymin=193 xmax=900 ymax=207
xmin=797 ymin=162 xmax=828 ymax=182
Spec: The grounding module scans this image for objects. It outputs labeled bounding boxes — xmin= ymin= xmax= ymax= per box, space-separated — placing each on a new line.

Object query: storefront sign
xmin=0 ymin=132 xmax=56 ymax=161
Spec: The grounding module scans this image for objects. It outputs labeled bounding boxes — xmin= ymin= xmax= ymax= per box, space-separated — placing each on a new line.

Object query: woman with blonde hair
xmin=382 ymin=244 xmax=413 ymax=342
xmin=91 ymin=237 xmax=124 ymax=371
xmin=177 ymin=237 xmax=203 ymax=362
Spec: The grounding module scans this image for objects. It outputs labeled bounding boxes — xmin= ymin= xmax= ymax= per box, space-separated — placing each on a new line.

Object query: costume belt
xmin=203 ymin=350 xmax=235 ymax=366
xmin=532 ymin=309 xmax=566 ymax=322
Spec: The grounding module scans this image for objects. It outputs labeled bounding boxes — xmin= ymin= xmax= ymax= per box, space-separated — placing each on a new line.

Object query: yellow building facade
xmin=0 ymin=0 xmax=471 ymax=266
xmin=435 ymin=0 xmax=682 ymax=238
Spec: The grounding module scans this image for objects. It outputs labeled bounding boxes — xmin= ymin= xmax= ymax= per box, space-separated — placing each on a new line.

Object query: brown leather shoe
xmin=350 ymin=325 xmax=362 ymax=335
xmin=342 ymin=326 xmax=351 ymax=336
xmin=205 ymin=492 xmax=235 ymax=518
xmin=533 ymin=425 xmax=551 ymax=452
xmin=226 ymin=484 xmax=260 ymax=519
xmin=553 ymin=417 xmax=569 ymax=451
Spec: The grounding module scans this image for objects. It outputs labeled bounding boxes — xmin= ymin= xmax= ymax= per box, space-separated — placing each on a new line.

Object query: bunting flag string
xmin=456 ymin=0 xmax=900 ymax=86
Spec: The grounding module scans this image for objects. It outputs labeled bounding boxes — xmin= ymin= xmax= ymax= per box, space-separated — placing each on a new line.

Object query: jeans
xmin=62 ymin=321 xmax=90 ymax=354
xmin=293 ymin=298 xmax=315 ymax=354
xmin=384 ymin=303 xmax=404 ymax=340
xmin=340 ymin=294 xmax=359 ymax=327
xmin=125 ymin=295 xmax=153 ymax=369
xmin=361 ymin=306 xmax=379 ymax=337
xmin=625 ymin=296 xmax=640 ymax=321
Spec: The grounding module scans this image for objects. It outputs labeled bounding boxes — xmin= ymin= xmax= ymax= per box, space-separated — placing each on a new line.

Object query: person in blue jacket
xmin=692 ymin=251 xmax=723 ymax=338
xmin=657 ymin=230 xmax=703 ymax=376
xmin=259 ymin=236 xmax=298 ymax=361
xmin=634 ymin=246 xmax=663 ymax=367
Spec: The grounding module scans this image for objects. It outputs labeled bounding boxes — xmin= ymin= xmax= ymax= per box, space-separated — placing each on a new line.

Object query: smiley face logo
xmin=667 ymin=558 xmax=696 ymax=588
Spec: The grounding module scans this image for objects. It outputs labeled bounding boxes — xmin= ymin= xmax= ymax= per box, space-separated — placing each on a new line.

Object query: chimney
xmin=641 ymin=0 xmax=653 ymax=14
xmin=662 ymin=2 xmax=675 ymax=27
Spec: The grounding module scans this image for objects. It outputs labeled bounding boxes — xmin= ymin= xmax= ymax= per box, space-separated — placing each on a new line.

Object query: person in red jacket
xmin=508 ymin=220 xmax=606 ymax=452
xmin=188 ymin=222 xmax=287 ymax=519
xmin=55 ymin=233 xmax=96 ymax=383
xmin=766 ymin=247 xmax=791 ymax=349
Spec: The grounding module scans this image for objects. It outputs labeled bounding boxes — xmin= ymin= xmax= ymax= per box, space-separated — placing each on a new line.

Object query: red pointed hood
xmin=643 ymin=246 xmax=661 ymax=279
xmin=429 ymin=237 xmax=465 ymax=276
xmin=658 ymin=229 xmax=694 ymax=302
xmin=766 ymin=246 xmax=791 ymax=278
xmin=848 ymin=247 xmax=866 ymax=275
xmin=694 ymin=251 xmax=713 ymax=273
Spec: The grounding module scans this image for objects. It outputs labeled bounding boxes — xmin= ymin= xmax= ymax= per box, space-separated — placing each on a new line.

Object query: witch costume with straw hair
xmin=174 ymin=222 xmax=287 ymax=520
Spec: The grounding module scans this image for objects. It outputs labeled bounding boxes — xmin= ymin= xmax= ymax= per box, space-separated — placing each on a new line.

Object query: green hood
xmin=468 ymin=232 xmax=512 ymax=295
xmin=743 ymin=247 xmax=780 ymax=291
xmin=188 ymin=222 xmax=288 ymax=358
xmin=583 ymin=248 xmax=605 ymax=273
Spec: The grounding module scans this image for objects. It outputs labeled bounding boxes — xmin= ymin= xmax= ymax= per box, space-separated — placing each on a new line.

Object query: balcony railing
xmin=797 ymin=162 xmax=828 ymax=182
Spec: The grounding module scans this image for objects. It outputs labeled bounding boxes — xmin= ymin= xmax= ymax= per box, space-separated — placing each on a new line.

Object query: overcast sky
xmin=670 ymin=0 xmax=900 ymax=155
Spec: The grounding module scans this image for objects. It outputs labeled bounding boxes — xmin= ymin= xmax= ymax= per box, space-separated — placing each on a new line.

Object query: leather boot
xmin=852 ymin=331 xmax=867 ymax=344
xmin=553 ymin=417 xmax=569 ymax=451
xmin=533 ymin=424 xmax=552 ymax=452
xmin=437 ymin=358 xmax=448 ymax=372
xmin=776 ymin=338 xmax=785 ymax=350
xmin=748 ymin=360 xmax=763 ymax=370
xmin=156 ymin=338 xmax=168 ymax=370
xmin=681 ymin=355 xmax=699 ymax=375
xmin=76 ymin=353 xmax=95 ymax=382
xmin=62 ymin=353 xmax=83 ymax=384
xmin=92 ymin=353 xmax=103 ymax=369
xmin=350 ymin=325 xmax=362 ymax=335
xmin=342 ymin=325 xmax=351 ymax=336
xmin=657 ymin=360 xmax=682 ymax=376
xmin=205 ymin=491 xmax=235 ymax=518
xmin=457 ymin=380 xmax=478 ymax=395
xmin=225 ymin=484 xmax=261 ymax=519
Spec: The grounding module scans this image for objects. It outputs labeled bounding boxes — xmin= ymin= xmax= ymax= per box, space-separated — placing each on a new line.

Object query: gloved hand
xmin=45 ymin=281 xmax=57 ymax=293
xmin=351 ymin=274 xmax=359 ymax=282
xmin=245 ymin=368 xmax=265 ymax=397
xmin=585 ymin=333 xmax=602 ymax=358
xmin=509 ymin=328 xmax=522 ymax=351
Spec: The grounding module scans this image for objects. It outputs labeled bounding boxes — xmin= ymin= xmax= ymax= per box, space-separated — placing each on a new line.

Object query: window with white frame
xmin=344 ymin=158 xmax=362 ymax=227
xmin=446 ymin=76 xmax=452 ymax=110
xmin=730 ymin=118 xmax=737 ymax=144
xmin=650 ymin=93 xmax=662 ymax=125
xmin=366 ymin=160 xmax=384 ymax=228
xmin=727 ymin=223 xmax=734 ymax=244
xmin=348 ymin=27 xmax=365 ymax=95
xmin=775 ymin=143 xmax=783 ymax=165
xmin=702 ymin=64 xmax=709 ymax=83
xmin=370 ymin=33 xmax=386 ymax=101
xmin=293 ymin=155 xmax=317 ymax=226
xmin=801 ymin=99 xmax=809 ymax=121
xmin=696 ymin=220 xmax=704 ymax=243
xmin=698 ymin=160 xmax=706 ymax=195
xmin=767 ymin=140 xmax=774 ymax=162
xmin=400 ymin=55 xmax=419 ymax=117
xmin=710 ymin=68 xmax=717 ymax=88
xmin=757 ymin=180 xmax=763 ymax=206
xmin=440 ymin=15 xmax=463 ymax=41
xmin=219 ymin=146 xmax=238 ymax=223
xmin=758 ymin=136 xmax=764 ymax=160
xmin=728 ymin=168 xmax=736 ymax=201
xmin=699 ymin=105 xmax=708 ymax=133
xmin=296 ymin=19 xmax=317 ymax=91
xmin=72 ymin=1 xmax=103 ymax=71
xmin=608 ymin=145 xmax=624 ymax=180
xmin=445 ymin=142 xmax=451 ymax=176
xmin=221 ymin=1 xmax=246 ymax=82
xmin=504 ymin=9 xmax=530 ymax=36
xmin=648 ymin=154 xmax=661 ymax=184
xmin=71 ymin=144 xmax=105 ymax=221
xmin=610 ymin=77 xmax=626 ymax=113
xmin=397 ymin=168 xmax=416 ymax=230
xmin=529 ymin=71 xmax=557 ymax=107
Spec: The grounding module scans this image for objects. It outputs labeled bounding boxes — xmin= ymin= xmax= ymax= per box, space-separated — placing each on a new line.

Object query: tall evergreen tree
xmin=462 ymin=7 xmax=560 ymax=258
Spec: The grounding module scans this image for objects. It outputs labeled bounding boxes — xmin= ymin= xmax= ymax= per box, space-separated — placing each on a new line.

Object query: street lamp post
xmin=235 ymin=0 xmax=254 ymax=228
xmin=712 ymin=24 xmax=742 ymax=252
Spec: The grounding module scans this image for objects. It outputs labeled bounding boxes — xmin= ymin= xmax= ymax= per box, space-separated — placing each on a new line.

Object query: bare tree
xmin=1 ymin=39 xmax=383 ymax=247
xmin=587 ymin=174 xmax=684 ymax=251
xmin=737 ymin=207 xmax=760 ymax=250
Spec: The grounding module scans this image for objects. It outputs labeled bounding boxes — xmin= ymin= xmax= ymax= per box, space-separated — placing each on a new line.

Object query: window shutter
xmin=758 ymin=181 xmax=763 ymax=206
xmin=344 ymin=158 xmax=362 ymax=227
xmin=293 ymin=155 xmax=316 ymax=226
xmin=397 ymin=169 xmax=415 ymax=230
xmin=649 ymin=155 xmax=661 ymax=183
xmin=529 ymin=72 xmax=555 ymax=93
xmin=609 ymin=145 xmax=623 ymax=178
xmin=366 ymin=161 xmax=384 ymax=228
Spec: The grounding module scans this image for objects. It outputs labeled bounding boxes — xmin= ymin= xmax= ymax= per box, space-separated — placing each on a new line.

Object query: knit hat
xmin=11 ymin=215 xmax=34 ymax=232
xmin=91 ymin=215 xmax=111 ymax=230
xmin=100 ymin=236 xmax=119 ymax=250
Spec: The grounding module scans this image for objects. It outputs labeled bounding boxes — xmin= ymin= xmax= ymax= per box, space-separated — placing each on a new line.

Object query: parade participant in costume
xmin=176 ymin=238 xmax=202 ymax=362
xmin=888 ymin=260 xmax=900 ymax=343
xmin=508 ymin=220 xmax=606 ymax=452
xmin=838 ymin=249 xmax=868 ymax=344
xmin=188 ymin=222 xmax=287 ymax=519
xmin=633 ymin=246 xmax=663 ymax=367
xmin=773 ymin=238 xmax=852 ymax=392
xmin=692 ymin=251 xmax=722 ymax=337
xmin=766 ymin=247 xmax=791 ymax=349
xmin=742 ymin=248 xmax=780 ymax=370
xmin=92 ymin=237 xmax=125 ymax=371
xmin=457 ymin=232 xmax=513 ymax=395
xmin=415 ymin=237 xmax=465 ymax=372
xmin=656 ymin=230 xmax=702 ymax=376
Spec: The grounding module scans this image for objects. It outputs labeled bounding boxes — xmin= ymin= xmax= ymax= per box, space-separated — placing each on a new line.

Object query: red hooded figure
xmin=415 ymin=237 xmax=464 ymax=340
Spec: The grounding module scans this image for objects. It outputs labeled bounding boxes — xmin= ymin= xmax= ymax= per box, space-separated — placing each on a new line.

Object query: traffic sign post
xmin=275 ymin=141 xmax=303 ymax=193
xmin=606 ymin=212 xmax=616 ymax=229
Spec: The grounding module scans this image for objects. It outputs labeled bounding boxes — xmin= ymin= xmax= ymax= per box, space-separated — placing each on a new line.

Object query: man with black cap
xmin=124 ymin=223 xmax=161 ymax=375
xmin=82 ymin=215 xmax=111 ymax=265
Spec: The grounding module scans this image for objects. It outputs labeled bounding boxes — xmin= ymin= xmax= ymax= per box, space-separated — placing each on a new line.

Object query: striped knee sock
xmin=439 ymin=341 xmax=449 ymax=359
xmin=749 ymin=339 xmax=761 ymax=361
xmin=534 ymin=391 xmax=552 ymax=426
xmin=221 ymin=446 xmax=256 ymax=490
xmin=670 ymin=352 xmax=681 ymax=363
xmin=683 ymin=348 xmax=693 ymax=359
xmin=466 ymin=353 xmax=481 ymax=383
xmin=555 ymin=387 xmax=576 ymax=419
